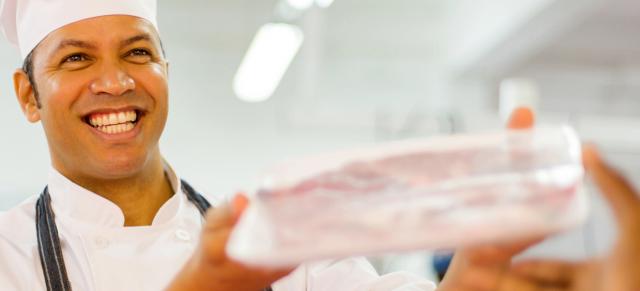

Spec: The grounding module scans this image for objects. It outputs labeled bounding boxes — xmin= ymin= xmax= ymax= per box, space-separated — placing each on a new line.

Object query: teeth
xmin=96 ymin=122 xmax=135 ymax=135
xmin=88 ymin=110 xmax=137 ymax=127
xmin=87 ymin=109 xmax=138 ymax=135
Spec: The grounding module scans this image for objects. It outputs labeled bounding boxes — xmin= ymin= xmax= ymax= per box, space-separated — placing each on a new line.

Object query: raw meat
xmin=227 ymin=126 xmax=587 ymax=267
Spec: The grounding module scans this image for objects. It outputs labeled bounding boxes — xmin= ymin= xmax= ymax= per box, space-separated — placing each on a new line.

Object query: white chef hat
xmin=0 ymin=0 xmax=158 ymax=59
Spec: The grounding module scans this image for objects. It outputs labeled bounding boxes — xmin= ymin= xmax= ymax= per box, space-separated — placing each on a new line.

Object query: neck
xmin=55 ymin=154 xmax=174 ymax=227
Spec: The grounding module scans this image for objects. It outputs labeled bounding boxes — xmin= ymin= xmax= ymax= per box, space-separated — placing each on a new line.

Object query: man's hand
xmin=506 ymin=145 xmax=640 ymax=291
xmin=166 ymin=195 xmax=293 ymax=291
xmin=438 ymin=107 xmax=546 ymax=291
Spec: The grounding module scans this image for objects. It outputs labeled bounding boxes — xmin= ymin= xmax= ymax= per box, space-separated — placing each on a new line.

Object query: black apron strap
xmin=35 ymin=187 xmax=72 ymax=291
xmin=180 ymin=179 xmax=211 ymax=216
xmin=36 ymin=181 xmax=273 ymax=291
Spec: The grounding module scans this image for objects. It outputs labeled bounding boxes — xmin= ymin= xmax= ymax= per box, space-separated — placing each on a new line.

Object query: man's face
xmin=26 ymin=15 xmax=169 ymax=180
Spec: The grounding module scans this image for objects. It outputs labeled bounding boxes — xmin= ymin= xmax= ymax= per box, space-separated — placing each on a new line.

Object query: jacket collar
xmin=46 ymin=163 xmax=185 ymax=228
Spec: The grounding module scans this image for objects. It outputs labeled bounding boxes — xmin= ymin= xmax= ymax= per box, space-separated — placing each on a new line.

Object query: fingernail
xmin=507 ymin=107 xmax=535 ymax=129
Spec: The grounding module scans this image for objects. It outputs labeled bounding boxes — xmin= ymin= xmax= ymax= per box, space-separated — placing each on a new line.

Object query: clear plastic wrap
xmin=227 ymin=126 xmax=588 ymax=267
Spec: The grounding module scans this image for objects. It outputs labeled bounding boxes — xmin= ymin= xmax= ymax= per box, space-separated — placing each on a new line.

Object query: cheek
xmin=38 ymin=74 xmax=88 ymax=125
xmin=133 ymin=64 xmax=169 ymax=111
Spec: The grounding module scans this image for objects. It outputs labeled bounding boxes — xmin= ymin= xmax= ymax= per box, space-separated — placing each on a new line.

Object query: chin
xmin=92 ymin=154 xmax=152 ymax=180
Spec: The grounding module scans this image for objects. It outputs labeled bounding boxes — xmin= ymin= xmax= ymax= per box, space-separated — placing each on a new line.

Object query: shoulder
xmin=0 ymin=196 xmax=39 ymax=290
xmin=0 ymin=195 xmax=38 ymax=245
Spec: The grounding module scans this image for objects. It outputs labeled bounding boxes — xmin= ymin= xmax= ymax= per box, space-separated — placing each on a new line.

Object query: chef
xmin=2 ymin=1 xmax=639 ymax=291
xmin=0 ymin=0 xmax=439 ymax=290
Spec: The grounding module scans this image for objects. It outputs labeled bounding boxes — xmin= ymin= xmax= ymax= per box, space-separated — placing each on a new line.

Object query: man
xmin=0 ymin=1 xmax=435 ymax=290
xmin=1 ymin=1 xmax=639 ymax=291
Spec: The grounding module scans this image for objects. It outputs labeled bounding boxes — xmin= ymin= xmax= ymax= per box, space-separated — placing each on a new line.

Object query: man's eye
xmin=125 ymin=48 xmax=153 ymax=63
xmin=128 ymin=48 xmax=151 ymax=57
xmin=63 ymin=54 xmax=88 ymax=63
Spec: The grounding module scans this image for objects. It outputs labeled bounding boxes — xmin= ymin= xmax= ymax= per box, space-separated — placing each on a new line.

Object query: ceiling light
xmin=286 ymin=0 xmax=314 ymax=10
xmin=315 ymin=0 xmax=335 ymax=8
xmin=233 ymin=23 xmax=304 ymax=103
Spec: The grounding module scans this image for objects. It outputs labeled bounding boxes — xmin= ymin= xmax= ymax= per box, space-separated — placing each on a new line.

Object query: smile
xmin=84 ymin=109 xmax=140 ymax=135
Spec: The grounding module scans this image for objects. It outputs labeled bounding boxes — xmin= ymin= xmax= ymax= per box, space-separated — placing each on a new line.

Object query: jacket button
xmin=175 ymin=229 xmax=191 ymax=242
xmin=94 ymin=236 xmax=110 ymax=249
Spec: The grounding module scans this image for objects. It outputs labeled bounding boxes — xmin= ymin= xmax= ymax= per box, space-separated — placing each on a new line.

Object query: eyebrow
xmin=53 ymin=39 xmax=98 ymax=54
xmin=120 ymin=33 xmax=153 ymax=47
xmin=51 ymin=33 xmax=154 ymax=55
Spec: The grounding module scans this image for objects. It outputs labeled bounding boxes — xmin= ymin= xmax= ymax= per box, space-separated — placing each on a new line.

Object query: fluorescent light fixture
xmin=315 ymin=0 xmax=335 ymax=8
xmin=233 ymin=23 xmax=304 ymax=103
xmin=286 ymin=0 xmax=314 ymax=10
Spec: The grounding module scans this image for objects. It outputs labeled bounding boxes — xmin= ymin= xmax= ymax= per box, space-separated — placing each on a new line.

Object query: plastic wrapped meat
xmin=227 ymin=126 xmax=587 ymax=267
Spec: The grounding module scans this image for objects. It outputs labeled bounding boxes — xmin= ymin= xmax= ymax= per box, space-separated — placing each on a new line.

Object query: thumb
xmin=457 ymin=236 xmax=545 ymax=265
xmin=203 ymin=192 xmax=250 ymax=230
xmin=507 ymin=107 xmax=535 ymax=129
xmin=231 ymin=192 xmax=250 ymax=221
xmin=583 ymin=144 xmax=640 ymax=227
xmin=204 ymin=203 xmax=235 ymax=232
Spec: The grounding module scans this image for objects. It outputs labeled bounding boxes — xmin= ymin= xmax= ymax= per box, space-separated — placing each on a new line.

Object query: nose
xmin=89 ymin=61 xmax=135 ymax=96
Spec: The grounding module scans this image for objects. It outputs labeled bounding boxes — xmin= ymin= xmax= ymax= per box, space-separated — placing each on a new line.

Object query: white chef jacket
xmin=0 ymin=166 xmax=436 ymax=291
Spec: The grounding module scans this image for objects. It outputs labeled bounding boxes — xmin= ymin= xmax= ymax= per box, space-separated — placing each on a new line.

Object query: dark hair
xmin=21 ymin=49 xmax=41 ymax=108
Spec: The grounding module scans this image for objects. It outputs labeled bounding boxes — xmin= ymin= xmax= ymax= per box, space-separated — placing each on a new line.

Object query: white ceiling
xmin=528 ymin=0 xmax=640 ymax=68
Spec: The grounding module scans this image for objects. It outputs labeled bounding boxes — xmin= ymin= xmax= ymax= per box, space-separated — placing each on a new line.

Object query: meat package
xmin=226 ymin=126 xmax=588 ymax=267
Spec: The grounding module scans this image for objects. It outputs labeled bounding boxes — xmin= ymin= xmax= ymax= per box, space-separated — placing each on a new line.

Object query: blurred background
xmin=1 ymin=0 xmax=639 ymax=283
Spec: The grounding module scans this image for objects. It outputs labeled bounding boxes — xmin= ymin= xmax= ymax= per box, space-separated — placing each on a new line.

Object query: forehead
xmin=35 ymin=15 xmax=160 ymax=55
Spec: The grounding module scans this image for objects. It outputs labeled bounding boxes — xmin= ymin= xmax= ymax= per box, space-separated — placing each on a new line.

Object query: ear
xmin=165 ymin=60 xmax=170 ymax=79
xmin=13 ymin=69 xmax=41 ymax=123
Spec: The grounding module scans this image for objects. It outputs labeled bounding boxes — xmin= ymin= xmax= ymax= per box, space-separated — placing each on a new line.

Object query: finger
xmin=494 ymin=236 xmax=546 ymax=256
xmin=255 ymin=266 xmax=296 ymax=280
xmin=461 ymin=236 xmax=545 ymax=265
xmin=216 ymin=259 xmax=295 ymax=286
xmin=203 ymin=227 xmax=233 ymax=263
xmin=510 ymin=259 xmax=576 ymax=286
xmin=507 ymin=107 xmax=535 ymax=129
xmin=247 ymin=268 xmax=295 ymax=291
xmin=458 ymin=265 xmax=507 ymax=291
xmin=200 ymin=196 xmax=253 ymax=264
xmin=497 ymin=276 xmax=537 ymax=291
xmin=583 ymin=145 xmax=640 ymax=225
xmin=232 ymin=192 xmax=250 ymax=220
xmin=497 ymin=274 xmax=567 ymax=291
xmin=204 ymin=204 xmax=235 ymax=232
